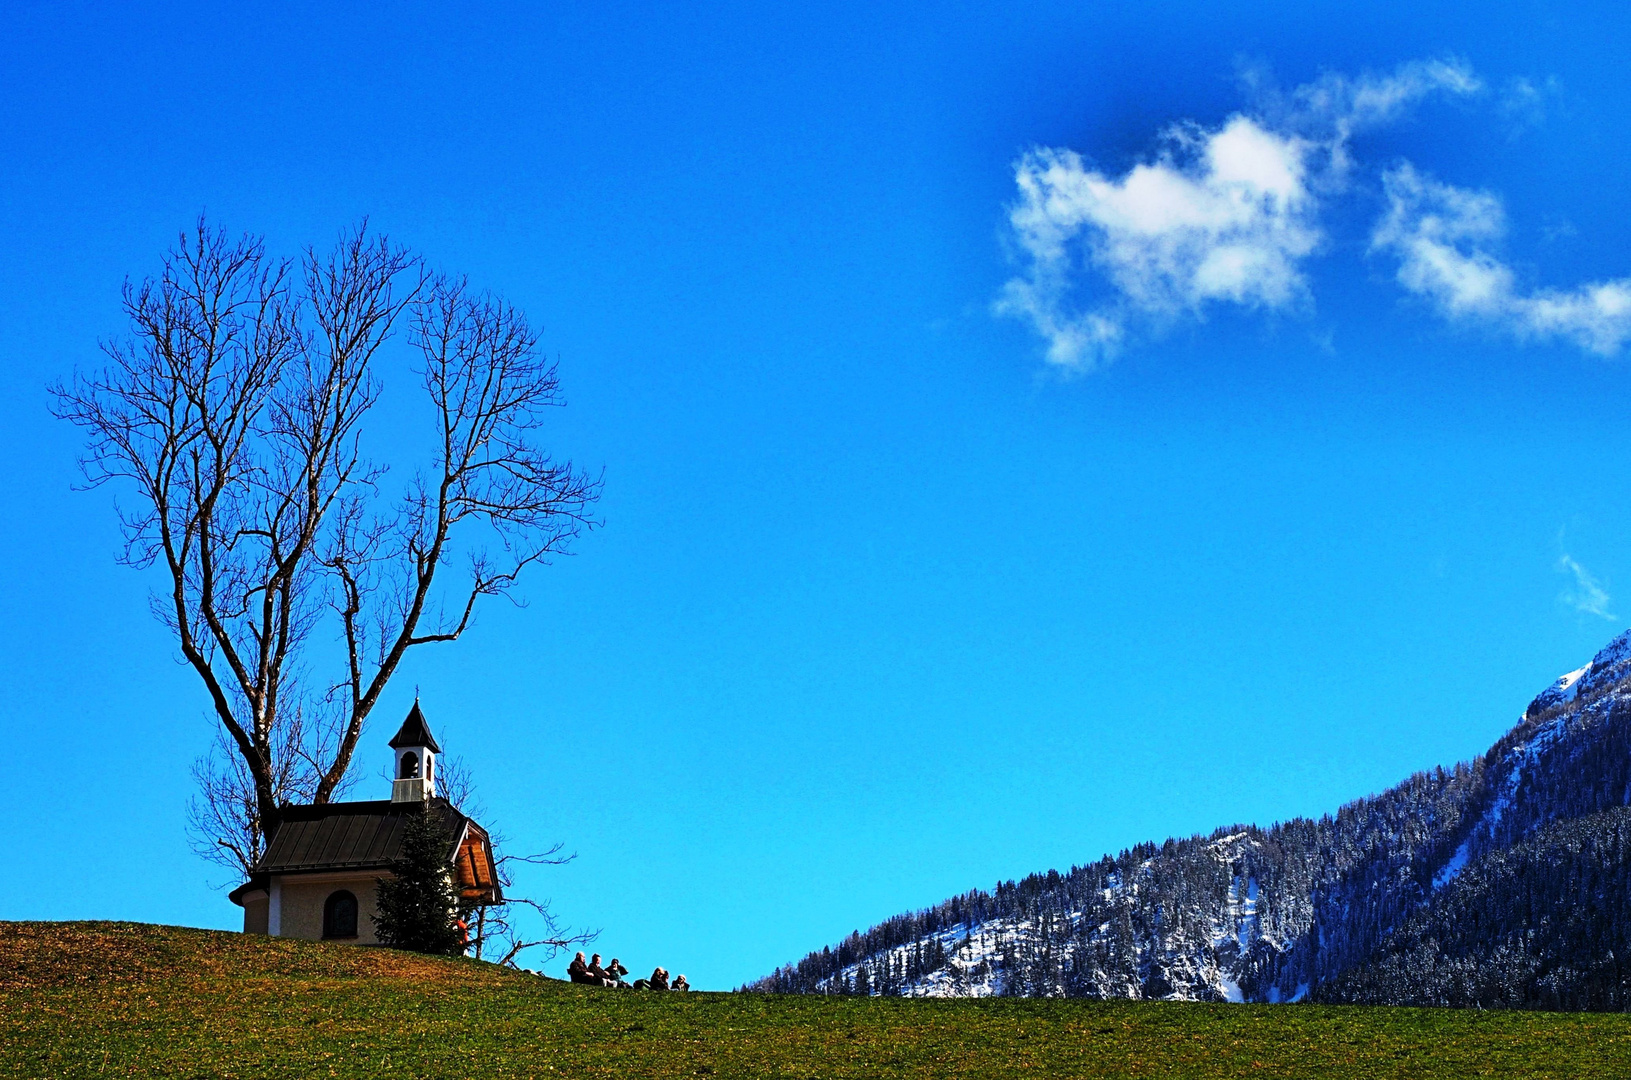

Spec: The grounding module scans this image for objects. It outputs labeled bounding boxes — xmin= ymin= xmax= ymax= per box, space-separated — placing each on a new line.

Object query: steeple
xmin=388 ymin=701 xmax=442 ymax=803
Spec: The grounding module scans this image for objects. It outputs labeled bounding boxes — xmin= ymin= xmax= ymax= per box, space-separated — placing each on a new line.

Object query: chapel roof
xmin=228 ymin=797 xmax=499 ymax=906
xmin=259 ymin=798 xmax=468 ymax=873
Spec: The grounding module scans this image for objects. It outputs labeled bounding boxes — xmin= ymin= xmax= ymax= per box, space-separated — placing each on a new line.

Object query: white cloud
xmin=1371 ymin=164 xmax=1631 ymax=354
xmin=999 ymin=59 xmax=1478 ymax=369
xmin=1558 ymin=555 xmax=1616 ymax=620
xmin=999 ymin=58 xmax=1629 ymax=366
xmin=996 ymin=117 xmax=1320 ymax=368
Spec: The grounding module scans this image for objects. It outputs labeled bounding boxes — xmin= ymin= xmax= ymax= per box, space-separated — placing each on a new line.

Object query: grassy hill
xmin=4 ymin=923 xmax=1631 ymax=1078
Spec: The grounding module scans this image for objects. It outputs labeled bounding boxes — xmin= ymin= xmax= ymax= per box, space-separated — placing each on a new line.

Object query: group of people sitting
xmin=567 ymin=951 xmax=689 ymax=992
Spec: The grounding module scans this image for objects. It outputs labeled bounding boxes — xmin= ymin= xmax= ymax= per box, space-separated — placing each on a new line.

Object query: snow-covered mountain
xmin=750 ymin=630 xmax=1631 ymax=1009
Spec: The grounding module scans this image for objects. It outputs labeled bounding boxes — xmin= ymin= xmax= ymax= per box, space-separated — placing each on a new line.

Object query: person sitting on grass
xmin=605 ymin=958 xmax=629 ymax=988
xmin=588 ymin=954 xmax=614 ymax=986
xmin=567 ymin=952 xmax=594 ymax=984
xmin=632 ymin=966 xmax=676 ymax=990
xmin=672 ymin=974 xmax=690 ymax=992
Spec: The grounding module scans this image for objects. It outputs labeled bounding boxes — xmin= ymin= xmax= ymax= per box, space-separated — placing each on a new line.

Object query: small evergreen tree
xmin=374 ymin=808 xmax=467 ymax=955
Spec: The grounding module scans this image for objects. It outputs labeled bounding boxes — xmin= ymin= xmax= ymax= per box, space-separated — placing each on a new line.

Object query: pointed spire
xmin=388 ymin=701 xmax=443 ymax=753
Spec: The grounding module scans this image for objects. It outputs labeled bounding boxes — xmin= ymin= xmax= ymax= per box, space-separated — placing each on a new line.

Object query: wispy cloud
xmin=1371 ymin=164 xmax=1631 ymax=355
xmin=1558 ymin=554 xmax=1617 ymax=620
xmin=1272 ymin=58 xmax=1481 ymax=166
xmin=1497 ymin=75 xmax=1562 ymax=139
xmin=998 ymin=59 xmax=1479 ymax=369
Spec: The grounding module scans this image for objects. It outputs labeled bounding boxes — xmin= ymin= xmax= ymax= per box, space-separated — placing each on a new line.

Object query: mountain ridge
xmin=750 ymin=630 xmax=1631 ymax=1008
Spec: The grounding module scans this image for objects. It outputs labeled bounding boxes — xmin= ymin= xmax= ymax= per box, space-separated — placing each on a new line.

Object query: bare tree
xmin=478 ymin=849 xmax=601 ymax=969
xmin=437 ymin=755 xmax=598 ymax=968
xmin=52 ymin=218 xmax=600 ymax=876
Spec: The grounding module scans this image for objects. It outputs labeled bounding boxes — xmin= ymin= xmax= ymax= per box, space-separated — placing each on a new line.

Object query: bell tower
xmin=388 ymin=701 xmax=442 ymax=803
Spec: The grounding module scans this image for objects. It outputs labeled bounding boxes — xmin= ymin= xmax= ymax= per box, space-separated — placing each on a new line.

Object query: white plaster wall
xmin=274 ymin=872 xmax=389 ymax=944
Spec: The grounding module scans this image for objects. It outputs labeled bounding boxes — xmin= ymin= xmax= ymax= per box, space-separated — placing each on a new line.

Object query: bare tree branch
xmin=471 ymin=869 xmax=599 ymax=970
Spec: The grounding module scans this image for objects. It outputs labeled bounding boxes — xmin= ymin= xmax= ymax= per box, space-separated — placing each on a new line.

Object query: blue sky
xmin=4 ymin=0 xmax=1631 ymax=989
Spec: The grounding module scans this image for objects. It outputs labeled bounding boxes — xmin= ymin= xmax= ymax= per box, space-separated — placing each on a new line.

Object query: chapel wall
xmin=278 ymin=874 xmax=387 ymax=945
xmin=242 ymin=895 xmax=269 ymax=935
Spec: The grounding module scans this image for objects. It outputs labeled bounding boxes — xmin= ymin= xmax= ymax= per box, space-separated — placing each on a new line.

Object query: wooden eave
xmin=454 ymin=822 xmax=502 ymax=905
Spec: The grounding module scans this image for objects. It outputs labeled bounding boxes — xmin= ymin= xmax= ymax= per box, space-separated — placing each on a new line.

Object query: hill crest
xmin=0 ymin=921 xmax=517 ymax=992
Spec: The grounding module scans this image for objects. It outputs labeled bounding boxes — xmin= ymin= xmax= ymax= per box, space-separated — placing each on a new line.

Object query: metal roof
xmin=388 ymin=702 xmax=443 ymax=753
xmin=256 ymin=798 xmax=468 ymax=874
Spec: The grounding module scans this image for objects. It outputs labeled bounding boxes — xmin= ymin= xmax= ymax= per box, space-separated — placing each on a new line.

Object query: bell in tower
xmin=388 ymin=701 xmax=443 ymax=803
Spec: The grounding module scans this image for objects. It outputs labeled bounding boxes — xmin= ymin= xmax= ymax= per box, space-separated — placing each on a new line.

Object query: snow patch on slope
xmin=1527 ymin=665 xmax=1589 ymax=716
xmin=1529 ymin=630 xmax=1631 ymax=718
xmin=1440 ymin=633 xmax=1631 ymax=891
xmin=818 ymin=834 xmax=1283 ymax=1003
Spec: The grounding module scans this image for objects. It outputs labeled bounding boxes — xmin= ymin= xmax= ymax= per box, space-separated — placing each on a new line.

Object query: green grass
xmin=4 ymin=923 xmax=1630 ymax=1078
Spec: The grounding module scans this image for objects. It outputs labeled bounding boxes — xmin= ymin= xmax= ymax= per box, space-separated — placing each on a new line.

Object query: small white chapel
xmin=229 ymin=704 xmax=500 ymax=943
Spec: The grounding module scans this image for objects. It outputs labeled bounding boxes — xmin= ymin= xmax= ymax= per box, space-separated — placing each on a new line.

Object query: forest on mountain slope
xmin=750 ymin=633 xmax=1631 ymax=1009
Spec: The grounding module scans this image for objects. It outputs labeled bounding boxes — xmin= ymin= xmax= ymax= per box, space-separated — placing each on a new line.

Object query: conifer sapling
xmin=374 ymin=808 xmax=468 ymax=955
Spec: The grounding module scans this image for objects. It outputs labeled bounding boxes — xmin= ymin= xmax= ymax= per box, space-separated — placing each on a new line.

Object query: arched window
xmin=399 ymin=752 xmax=419 ymax=779
xmin=323 ymin=890 xmax=358 ymax=939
